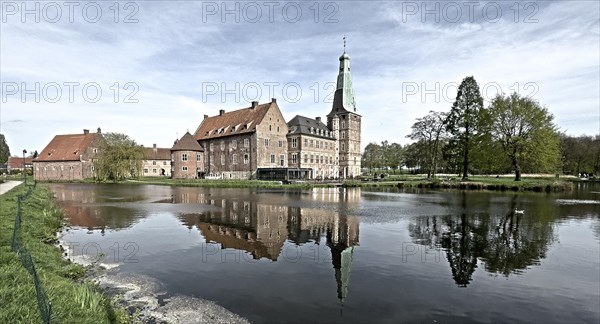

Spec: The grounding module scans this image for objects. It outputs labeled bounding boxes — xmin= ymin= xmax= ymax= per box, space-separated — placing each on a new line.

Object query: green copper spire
xmin=329 ymin=37 xmax=357 ymax=115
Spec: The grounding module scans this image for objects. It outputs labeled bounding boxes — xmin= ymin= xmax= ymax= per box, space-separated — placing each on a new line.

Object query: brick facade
xmin=34 ymin=129 xmax=102 ymax=181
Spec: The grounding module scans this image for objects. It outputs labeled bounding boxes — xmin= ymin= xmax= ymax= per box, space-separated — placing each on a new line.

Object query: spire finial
xmin=343 ymin=35 xmax=346 ymax=53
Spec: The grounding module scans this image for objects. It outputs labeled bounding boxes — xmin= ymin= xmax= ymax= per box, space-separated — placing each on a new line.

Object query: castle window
xmin=292 ymin=154 xmax=297 ymax=164
xmin=277 ymin=126 xmax=280 ymax=133
xmin=244 ymin=154 xmax=249 ymax=164
xmin=220 ymin=141 xmax=225 ymax=151
xmin=197 ymin=154 xmax=202 ymax=160
xmin=264 ymin=139 xmax=269 ymax=146
xmin=231 ymin=140 xmax=237 ymax=149
xmin=244 ymin=138 xmax=249 ymax=148
xmin=304 ymin=154 xmax=308 ymax=163
xmin=330 ymin=156 xmax=333 ymax=164
xmin=153 ymin=161 xmax=156 ymax=165
xmin=292 ymin=138 xmax=297 ymax=148
xmin=152 ymin=169 xmax=157 ymax=173
xmin=269 ymin=125 xmax=272 ymax=131
xmin=144 ymin=169 xmax=148 ymax=173
xmin=310 ymin=140 xmax=314 ymax=148
xmin=278 ymin=140 xmax=283 ymax=148
xmin=221 ymin=154 xmax=225 ymax=165
xmin=304 ymin=138 xmax=308 ymax=146
xmin=182 ymin=166 xmax=188 ymax=171
xmin=280 ymin=155 xmax=285 ymax=166
xmin=310 ymin=155 xmax=314 ymax=163
xmin=210 ymin=143 xmax=214 ymax=152
xmin=182 ymin=153 xmax=188 ymax=161
xmin=270 ymin=154 xmax=275 ymax=163
xmin=342 ymin=121 xmax=345 ymax=128
xmin=232 ymin=154 xmax=237 ymax=165
xmin=163 ymin=161 xmax=167 ymax=165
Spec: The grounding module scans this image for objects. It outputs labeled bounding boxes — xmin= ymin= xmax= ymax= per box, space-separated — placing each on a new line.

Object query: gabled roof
xmin=7 ymin=157 xmax=33 ymax=168
xmin=194 ymin=101 xmax=274 ymax=141
xmin=36 ymin=132 xmax=101 ymax=162
xmin=171 ymin=132 xmax=203 ymax=152
xmin=287 ymin=115 xmax=336 ymax=140
xmin=144 ymin=147 xmax=171 ymax=160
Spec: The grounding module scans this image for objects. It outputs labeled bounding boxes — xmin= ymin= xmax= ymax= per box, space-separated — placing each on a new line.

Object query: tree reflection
xmin=409 ymin=193 xmax=555 ymax=286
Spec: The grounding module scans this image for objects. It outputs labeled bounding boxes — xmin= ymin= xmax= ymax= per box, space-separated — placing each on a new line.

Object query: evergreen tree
xmin=445 ymin=76 xmax=484 ymax=180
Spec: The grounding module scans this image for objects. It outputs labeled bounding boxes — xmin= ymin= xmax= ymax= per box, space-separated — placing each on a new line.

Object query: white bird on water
xmin=514 ymin=208 xmax=525 ymax=214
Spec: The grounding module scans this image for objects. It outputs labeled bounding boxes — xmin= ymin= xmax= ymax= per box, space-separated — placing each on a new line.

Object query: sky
xmin=1 ymin=0 xmax=599 ymax=154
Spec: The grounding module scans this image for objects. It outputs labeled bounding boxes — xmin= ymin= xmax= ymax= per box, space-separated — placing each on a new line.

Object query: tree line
xmin=362 ymin=76 xmax=599 ymax=181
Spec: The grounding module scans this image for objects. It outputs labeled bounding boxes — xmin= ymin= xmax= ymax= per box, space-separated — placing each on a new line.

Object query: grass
xmin=0 ymin=183 xmax=132 ymax=323
xmin=346 ymin=175 xmax=574 ymax=192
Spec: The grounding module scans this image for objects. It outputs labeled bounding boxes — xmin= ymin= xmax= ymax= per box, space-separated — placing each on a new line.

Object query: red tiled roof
xmin=144 ymin=147 xmax=171 ymax=160
xmin=7 ymin=157 xmax=33 ymax=168
xmin=194 ymin=101 xmax=274 ymax=140
xmin=36 ymin=132 xmax=101 ymax=161
xmin=171 ymin=132 xmax=203 ymax=151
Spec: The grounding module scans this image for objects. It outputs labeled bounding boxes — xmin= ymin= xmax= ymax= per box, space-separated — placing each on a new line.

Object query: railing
xmin=11 ymin=181 xmax=54 ymax=324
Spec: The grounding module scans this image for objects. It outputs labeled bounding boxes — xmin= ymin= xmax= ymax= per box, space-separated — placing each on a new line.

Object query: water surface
xmin=51 ymin=183 xmax=600 ymax=323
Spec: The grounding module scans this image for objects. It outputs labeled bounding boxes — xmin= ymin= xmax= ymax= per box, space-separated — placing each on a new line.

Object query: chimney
xmin=219 ymin=109 xmax=225 ymax=116
xmin=97 ymin=127 xmax=101 ymax=133
xmin=271 ymin=98 xmax=277 ymax=103
xmin=316 ymin=117 xmax=321 ymax=123
xmin=251 ymin=101 xmax=258 ymax=109
xmin=204 ymin=114 xmax=208 ymax=119
xmin=83 ymin=129 xmax=89 ymax=135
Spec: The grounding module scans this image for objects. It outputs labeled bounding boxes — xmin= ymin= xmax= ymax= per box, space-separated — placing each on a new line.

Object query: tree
xmin=445 ymin=76 xmax=484 ymax=180
xmin=0 ymin=134 xmax=10 ymax=164
xmin=94 ymin=132 xmax=144 ymax=181
xmin=487 ymin=93 xmax=560 ymax=181
xmin=407 ymin=110 xmax=447 ymax=178
xmin=32 ymin=150 xmax=38 ymax=159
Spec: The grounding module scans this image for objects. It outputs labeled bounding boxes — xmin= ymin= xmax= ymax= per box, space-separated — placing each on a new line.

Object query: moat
xmin=51 ymin=183 xmax=600 ymax=323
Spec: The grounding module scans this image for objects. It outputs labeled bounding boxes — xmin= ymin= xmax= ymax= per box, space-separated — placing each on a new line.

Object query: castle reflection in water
xmin=174 ymin=187 xmax=360 ymax=302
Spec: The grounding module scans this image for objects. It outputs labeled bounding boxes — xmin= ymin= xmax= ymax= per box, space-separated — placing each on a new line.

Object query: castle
xmin=171 ymin=48 xmax=362 ymax=180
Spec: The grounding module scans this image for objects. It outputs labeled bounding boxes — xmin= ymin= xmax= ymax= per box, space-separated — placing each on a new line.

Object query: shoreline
xmin=0 ymin=182 xmax=248 ymax=324
xmin=37 ymin=176 xmax=578 ymax=192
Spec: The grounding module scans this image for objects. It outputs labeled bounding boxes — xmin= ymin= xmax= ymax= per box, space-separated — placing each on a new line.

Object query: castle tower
xmin=327 ymin=41 xmax=362 ymax=178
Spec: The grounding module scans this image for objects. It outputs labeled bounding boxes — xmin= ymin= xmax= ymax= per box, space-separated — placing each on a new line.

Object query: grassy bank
xmin=0 ymin=184 xmax=128 ymax=323
xmin=38 ymin=174 xmax=574 ymax=192
xmin=344 ymin=175 xmax=573 ymax=192
xmin=126 ymin=177 xmax=318 ymax=189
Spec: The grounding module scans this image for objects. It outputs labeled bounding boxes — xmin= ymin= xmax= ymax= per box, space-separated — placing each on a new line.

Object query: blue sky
xmin=1 ymin=0 xmax=599 ymax=154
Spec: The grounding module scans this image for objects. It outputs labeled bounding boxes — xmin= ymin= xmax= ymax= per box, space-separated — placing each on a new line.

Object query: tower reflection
xmin=176 ymin=187 xmax=360 ymax=302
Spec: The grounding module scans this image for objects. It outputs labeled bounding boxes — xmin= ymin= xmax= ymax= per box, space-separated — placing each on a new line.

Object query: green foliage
xmin=94 ymin=132 xmax=145 ymax=181
xmin=0 ymin=134 xmax=10 ymax=164
xmin=407 ymin=110 xmax=447 ymax=177
xmin=445 ymin=76 xmax=485 ymax=180
xmin=361 ymin=141 xmax=404 ymax=171
xmin=487 ymin=93 xmax=560 ymax=181
xmin=561 ymin=134 xmax=600 ymax=176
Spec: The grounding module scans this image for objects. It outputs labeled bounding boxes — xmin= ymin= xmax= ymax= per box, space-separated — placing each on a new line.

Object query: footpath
xmin=0 ymin=180 xmax=23 ymax=195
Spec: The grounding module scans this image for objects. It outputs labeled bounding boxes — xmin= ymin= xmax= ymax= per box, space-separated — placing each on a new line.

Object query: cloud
xmin=0 ymin=0 xmax=598 ymax=152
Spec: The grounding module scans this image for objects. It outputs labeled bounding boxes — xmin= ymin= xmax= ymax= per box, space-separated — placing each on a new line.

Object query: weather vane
xmin=343 ymin=35 xmax=346 ymax=52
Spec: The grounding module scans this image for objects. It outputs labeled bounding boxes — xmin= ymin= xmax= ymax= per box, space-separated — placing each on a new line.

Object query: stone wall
xmin=33 ymin=161 xmax=94 ymax=181
xmin=287 ymin=134 xmax=338 ymax=179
